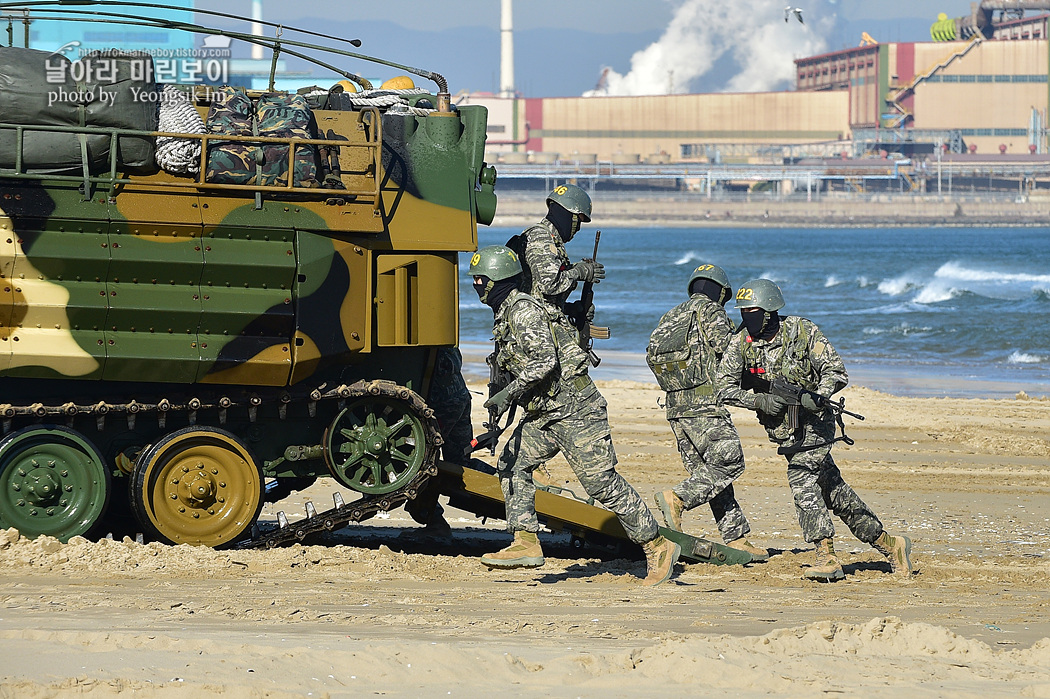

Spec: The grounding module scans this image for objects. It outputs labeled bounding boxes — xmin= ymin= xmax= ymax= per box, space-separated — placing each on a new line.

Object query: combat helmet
xmin=468 ymin=245 xmax=522 ymax=281
xmin=734 ymin=279 xmax=784 ymax=311
xmin=688 ymin=263 xmax=732 ymax=303
xmin=546 ymin=183 xmax=591 ymax=222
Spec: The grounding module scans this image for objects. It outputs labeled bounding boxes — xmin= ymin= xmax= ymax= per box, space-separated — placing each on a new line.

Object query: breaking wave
xmin=879 ymin=261 xmax=1050 ymax=305
xmin=1008 ymin=351 xmax=1046 ymax=364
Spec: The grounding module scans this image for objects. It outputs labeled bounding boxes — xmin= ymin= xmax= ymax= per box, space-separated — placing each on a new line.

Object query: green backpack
xmin=646 ymin=297 xmax=712 ymax=393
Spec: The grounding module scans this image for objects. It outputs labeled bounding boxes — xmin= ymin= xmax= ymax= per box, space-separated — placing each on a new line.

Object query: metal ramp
xmin=436 ymin=460 xmax=752 ymax=566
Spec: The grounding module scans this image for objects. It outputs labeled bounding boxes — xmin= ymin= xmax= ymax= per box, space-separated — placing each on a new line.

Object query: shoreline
xmin=489 ymin=194 xmax=1050 ymax=228
xmin=459 ymin=342 xmax=1050 ymax=399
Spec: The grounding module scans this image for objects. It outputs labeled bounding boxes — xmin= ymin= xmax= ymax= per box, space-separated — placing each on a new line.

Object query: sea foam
xmin=1008 ymin=351 xmax=1045 ymax=364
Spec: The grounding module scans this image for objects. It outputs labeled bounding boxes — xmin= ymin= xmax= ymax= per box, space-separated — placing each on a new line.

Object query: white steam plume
xmin=586 ymin=0 xmax=837 ymax=96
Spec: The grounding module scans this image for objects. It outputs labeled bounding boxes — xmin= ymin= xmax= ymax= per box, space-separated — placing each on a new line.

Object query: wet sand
xmin=1 ymin=380 xmax=1049 ymax=697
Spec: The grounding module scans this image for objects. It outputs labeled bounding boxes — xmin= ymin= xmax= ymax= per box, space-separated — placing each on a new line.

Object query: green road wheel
xmin=131 ymin=427 xmax=263 ymax=547
xmin=324 ymin=395 xmax=426 ymax=495
xmin=0 ymin=426 xmax=110 ymax=542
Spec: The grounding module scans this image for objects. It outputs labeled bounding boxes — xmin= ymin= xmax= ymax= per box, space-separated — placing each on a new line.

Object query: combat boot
xmin=804 ymin=537 xmax=845 ymax=582
xmin=727 ymin=537 xmax=770 ymax=562
xmin=872 ymin=531 xmax=915 ymax=575
xmin=480 ymin=531 xmax=544 ymax=569
xmin=654 ymin=490 xmax=684 ymax=532
xmin=641 ymin=535 xmax=681 ymax=586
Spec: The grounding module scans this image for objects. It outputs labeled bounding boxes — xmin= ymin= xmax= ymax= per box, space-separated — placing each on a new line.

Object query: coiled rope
xmin=155 ymin=84 xmax=205 ymax=175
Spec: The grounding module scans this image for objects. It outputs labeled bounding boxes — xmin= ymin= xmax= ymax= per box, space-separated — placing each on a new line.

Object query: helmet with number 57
xmin=734 ymin=278 xmax=784 ymax=312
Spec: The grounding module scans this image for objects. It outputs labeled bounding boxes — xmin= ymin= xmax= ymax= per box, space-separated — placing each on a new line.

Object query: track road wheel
xmin=324 ymin=394 xmax=427 ymax=495
xmin=132 ymin=427 xmax=263 ymax=547
xmin=0 ymin=426 xmax=110 ymax=542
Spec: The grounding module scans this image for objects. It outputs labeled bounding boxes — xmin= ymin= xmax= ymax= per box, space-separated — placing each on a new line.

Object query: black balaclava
xmin=473 ymin=274 xmax=519 ymax=311
xmin=690 ymin=279 xmax=732 ymax=306
xmin=741 ymin=309 xmax=781 ymax=340
xmin=545 ymin=202 xmax=581 ymax=243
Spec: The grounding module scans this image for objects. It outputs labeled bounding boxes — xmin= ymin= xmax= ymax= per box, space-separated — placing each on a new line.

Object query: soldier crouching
xmin=469 ymin=245 xmax=681 ymax=586
xmin=717 ymin=279 xmax=916 ymax=582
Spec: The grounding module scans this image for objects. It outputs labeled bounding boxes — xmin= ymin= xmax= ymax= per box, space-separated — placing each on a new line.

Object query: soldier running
xmin=510 ymin=183 xmax=603 ymax=327
xmin=469 ymin=245 xmax=681 ymax=586
xmin=716 ymin=279 xmax=915 ymax=582
xmin=647 ymin=264 xmax=768 ymax=561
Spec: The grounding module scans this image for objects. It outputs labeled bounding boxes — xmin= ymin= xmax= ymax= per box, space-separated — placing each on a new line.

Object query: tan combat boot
xmin=727 ymin=537 xmax=770 ymax=562
xmin=480 ymin=531 xmax=544 ymax=569
xmin=654 ymin=490 xmax=684 ymax=532
xmin=804 ymin=537 xmax=845 ymax=582
xmin=641 ymin=535 xmax=681 ymax=586
xmin=873 ymin=531 xmax=915 ymax=575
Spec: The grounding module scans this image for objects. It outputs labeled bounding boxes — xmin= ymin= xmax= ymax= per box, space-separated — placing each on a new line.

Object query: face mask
xmin=742 ymin=310 xmax=780 ymax=340
xmin=474 ymin=275 xmax=519 ymax=310
xmin=473 ymin=276 xmax=493 ymax=304
xmin=547 ymin=203 xmax=579 ymax=242
xmin=690 ymin=279 xmax=730 ymax=306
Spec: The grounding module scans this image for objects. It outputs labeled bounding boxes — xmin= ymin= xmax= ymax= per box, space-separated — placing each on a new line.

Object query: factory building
xmin=470 ymin=7 xmax=1050 ymax=167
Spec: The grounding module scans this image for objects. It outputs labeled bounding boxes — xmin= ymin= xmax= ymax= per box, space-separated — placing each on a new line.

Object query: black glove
xmin=572 ymin=260 xmax=605 ymax=283
xmin=754 ymin=393 xmax=788 ymax=417
xmin=483 ymin=386 xmax=514 ymax=418
xmin=800 ymin=392 xmax=822 ymax=413
xmin=565 ymin=300 xmax=596 ymax=325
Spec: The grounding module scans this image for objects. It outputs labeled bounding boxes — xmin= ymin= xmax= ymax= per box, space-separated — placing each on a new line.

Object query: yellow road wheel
xmin=131 ymin=427 xmax=262 ymax=547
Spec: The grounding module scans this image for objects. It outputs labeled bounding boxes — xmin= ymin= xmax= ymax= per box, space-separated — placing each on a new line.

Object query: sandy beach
xmin=1 ymin=379 xmax=1049 ymax=697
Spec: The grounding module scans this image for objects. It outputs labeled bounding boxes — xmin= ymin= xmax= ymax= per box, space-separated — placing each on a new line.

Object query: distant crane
xmin=784 ymin=5 xmax=804 ymax=24
xmin=859 ymin=31 xmax=878 ymax=46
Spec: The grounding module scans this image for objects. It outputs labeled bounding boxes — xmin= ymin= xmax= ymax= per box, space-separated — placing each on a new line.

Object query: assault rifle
xmin=742 ymin=373 xmax=865 ymax=456
xmin=572 ymin=230 xmax=611 ymax=367
xmin=465 ymin=351 xmax=517 ymax=456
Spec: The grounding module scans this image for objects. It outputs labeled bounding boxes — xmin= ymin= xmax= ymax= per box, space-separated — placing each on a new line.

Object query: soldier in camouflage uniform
xmin=647 ymin=265 xmax=767 ymax=561
xmin=469 ymin=245 xmax=681 ymax=586
xmin=405 ymin=346 xmax=473 ymax=537
xmin=716 ymin=279 xmax=915 ymax=582
xmin=510 ymin=183 xmax=604 ymax=324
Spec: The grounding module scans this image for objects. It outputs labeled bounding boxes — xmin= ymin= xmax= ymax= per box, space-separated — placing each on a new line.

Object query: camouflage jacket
xmin=657 ymin=295 xmax=735 ymax=420
xmin=716 ymin=316 xmax=848 ymax=440
xmin=493 ymin=289 xmax=593 ymax=416
xmin=520 ymin=219 xmax=578 ymax=310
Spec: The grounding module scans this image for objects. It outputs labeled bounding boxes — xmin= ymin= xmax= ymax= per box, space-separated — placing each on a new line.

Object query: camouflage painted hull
xmin=0 ymin=87 xmax=495 ymax=544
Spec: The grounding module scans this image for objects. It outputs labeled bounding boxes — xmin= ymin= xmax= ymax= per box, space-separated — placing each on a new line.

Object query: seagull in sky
xmin=784 ymin=6 xmax=804 ymax=24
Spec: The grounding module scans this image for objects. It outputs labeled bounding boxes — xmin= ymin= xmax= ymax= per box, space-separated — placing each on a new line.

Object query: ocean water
xmin=458 ymin=226 xmax=1050 ymax=398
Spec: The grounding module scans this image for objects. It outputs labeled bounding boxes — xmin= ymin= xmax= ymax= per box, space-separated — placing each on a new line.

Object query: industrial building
xmin=470 ymin=1 xmax=1050 ymax=182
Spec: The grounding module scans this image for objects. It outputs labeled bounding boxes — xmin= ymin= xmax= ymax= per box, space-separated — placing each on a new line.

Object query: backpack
xmin=646 ymin=298 xmax=712 ymax=393
xmin=504 ymin=229 xmax=532 ymax=295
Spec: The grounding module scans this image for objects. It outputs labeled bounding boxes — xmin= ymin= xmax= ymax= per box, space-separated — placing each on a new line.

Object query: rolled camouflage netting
xmin=155 ymin=84 xmax=204 ymax=175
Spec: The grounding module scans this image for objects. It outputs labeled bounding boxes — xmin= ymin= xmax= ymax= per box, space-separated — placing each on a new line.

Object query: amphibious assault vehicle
xmin=0 ymin=1 xmax=749 ymax=567
xmin=0 ymin=1 xmax=498 ymax=546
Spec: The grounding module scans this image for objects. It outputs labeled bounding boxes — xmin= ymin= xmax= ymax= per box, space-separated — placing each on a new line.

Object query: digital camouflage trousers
xmin=778 ymin=416 xmax=884 ymax=545
xmin=496 ymin=398 xmax=659 ymax=544
xmin=668 ymin=415 xmax=751 ymax=543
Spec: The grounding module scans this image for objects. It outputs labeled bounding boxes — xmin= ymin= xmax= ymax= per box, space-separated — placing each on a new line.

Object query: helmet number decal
xmin=553 ymin=185 xmax=569 ymax=196
xmin=470 ymin=253 xmax=481 ymax=266
xmin=737 ymin=288 xmax=754 ymax=301
xmin=694 ymin=264 xmax=714 ymax=273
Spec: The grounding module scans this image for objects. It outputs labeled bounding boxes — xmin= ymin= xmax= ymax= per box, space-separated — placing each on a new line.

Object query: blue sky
xmin=198 ymin=1 xmax=960 ymax=33
xmin=187 ymin=1 xmax=992 ymax=95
